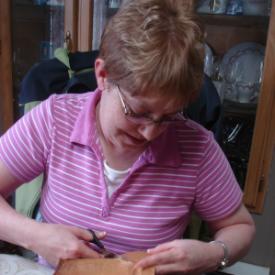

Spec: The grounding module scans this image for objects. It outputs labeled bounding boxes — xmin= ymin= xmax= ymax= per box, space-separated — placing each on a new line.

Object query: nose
xmin=138 ymin=123 xmax=166 ymax=141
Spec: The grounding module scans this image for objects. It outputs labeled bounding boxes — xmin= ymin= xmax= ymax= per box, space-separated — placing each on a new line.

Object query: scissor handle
xmin=88 ymin=229 xmax=105 ymax=250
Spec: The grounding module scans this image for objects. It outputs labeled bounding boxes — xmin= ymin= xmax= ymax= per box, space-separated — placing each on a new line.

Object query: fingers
xmin=69 ymin=226 xmax=106 ymax=242
xmin=59 ymin=226 xmax=106 ymax=258
xmin=35 ymin=224 xmax=108 ymax=267
xmin=135 ymin=241 xmax=185 ymax=273
xmin=71 ymin=228 xmax=107 ymax=258
xmin=147 ymin=241 xmax=175 ymax=254
xmin=88 ymin=229 xmax=107 ymax=242
xmin=135 ymin=251 xmax=190 ymax=275
xmin=78 ymin=241 xmax=103 ymax=259
xmin=134 ymin=250 xmax=174 ymax=270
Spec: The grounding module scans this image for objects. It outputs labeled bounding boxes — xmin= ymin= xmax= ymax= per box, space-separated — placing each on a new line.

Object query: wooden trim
xmin=77 ymin=0 xmax=93 ymax=51
xmin=243 ymin=0 xmax=275 ymax=213
xmin=250 ymin=94 xmax=275 ymax=213
xmin=0 ymin=0 xmax=14 ymax=133
xmin=64 ymin=0 xmax=79 ymax=52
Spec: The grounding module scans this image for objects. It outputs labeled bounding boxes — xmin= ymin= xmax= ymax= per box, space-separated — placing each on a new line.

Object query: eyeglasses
xmin=116 ymin=85 xmax=185 ymax=125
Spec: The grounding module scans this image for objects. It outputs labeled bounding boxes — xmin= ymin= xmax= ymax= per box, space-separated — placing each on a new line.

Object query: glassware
xmin=108 ymin=0 xmax=121 ymax=9
xmin=209 ymin=0 xmax=229 ymax=14
xmin=226 ymin=0 xmax=243 ymax=15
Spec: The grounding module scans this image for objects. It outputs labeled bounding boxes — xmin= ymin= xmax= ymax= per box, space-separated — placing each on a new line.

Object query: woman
xmin=0 ymin=0 xmax=254 ymax=274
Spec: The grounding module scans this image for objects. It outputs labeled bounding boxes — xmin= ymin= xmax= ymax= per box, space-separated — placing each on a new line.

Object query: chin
xmin=113 ymin=134 xmax=147 ymax=149
xmin=126 ymin=135 xmax=148 ymax=147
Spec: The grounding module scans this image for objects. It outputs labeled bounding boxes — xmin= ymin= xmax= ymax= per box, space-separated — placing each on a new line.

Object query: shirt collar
xmin=70 ymin=89 xmax=101 ymax=148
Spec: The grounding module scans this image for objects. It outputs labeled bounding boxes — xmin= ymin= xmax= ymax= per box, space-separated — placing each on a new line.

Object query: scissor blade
xmin=88 ymin=229 xmax=120 ymax=258
xmin=102 ymin=249 xmax=120 ymax=258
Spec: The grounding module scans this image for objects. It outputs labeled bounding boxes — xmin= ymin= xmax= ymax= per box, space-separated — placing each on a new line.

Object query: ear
xmin=94 ymin=58 xmax=107 ymax=91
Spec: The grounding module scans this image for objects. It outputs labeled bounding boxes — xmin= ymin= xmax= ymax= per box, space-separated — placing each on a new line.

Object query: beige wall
xmin=243 ymin=148 xmax=275 ymax=274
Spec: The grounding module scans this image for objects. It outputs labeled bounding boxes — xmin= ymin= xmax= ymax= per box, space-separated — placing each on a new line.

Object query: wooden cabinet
xmin=0 ymin=1 xmax=13 ymax=135
xmin=0 ymin=0 xmax=92 ymax=131
xmin=243 ymin=8 xmax=275 ymax=212
xmin=198 ymin=6 xmax=275 ymax=213
xmin=0 ymin=0 xmax=274 ymax=214
xmin=0 ymin=0 xmax=65 ymax=131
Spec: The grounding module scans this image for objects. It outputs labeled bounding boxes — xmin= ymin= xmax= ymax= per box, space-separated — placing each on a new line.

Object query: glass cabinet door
xmin=196 ymin=1 xmax=274 ymax=213
xmin=11 ymin=0 xmax=64 ymax=118
xmin=200 ymin=15 xmax=268 ymax=188
xmin=92 ymin=0 xmax=122 ymax=50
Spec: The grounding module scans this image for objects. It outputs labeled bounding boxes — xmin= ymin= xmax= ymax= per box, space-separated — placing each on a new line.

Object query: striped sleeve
xmin=194 ymin=133 xmax=243 ymax=221
xmin=0 ymin=96 xmax=54 ymax=182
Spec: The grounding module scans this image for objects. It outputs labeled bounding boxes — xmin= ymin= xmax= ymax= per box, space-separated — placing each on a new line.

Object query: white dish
xmin=204 ymin=43 xmax=215 ymax=78
xmin=220 ymin=42 xmax=265 ymax=103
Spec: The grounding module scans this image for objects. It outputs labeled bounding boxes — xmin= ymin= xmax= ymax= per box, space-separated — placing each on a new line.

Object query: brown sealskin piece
xmin=54 ymin=251 xmax=155 ymax=275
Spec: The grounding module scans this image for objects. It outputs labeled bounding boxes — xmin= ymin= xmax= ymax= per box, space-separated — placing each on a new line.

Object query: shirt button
xmin=101 ymin=208 xmax=108 ymax=217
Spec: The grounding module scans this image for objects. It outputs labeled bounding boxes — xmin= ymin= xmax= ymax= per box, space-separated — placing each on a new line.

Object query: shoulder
xmin=46 ymin=92 xmax=95 ymax=118
xmin=177 ymin=118 xmax=212 ymax=137
xmin=51 ymin=92 xmax=94 ymax=108
xmin=175 ymin=118 xmax=214 ymax=149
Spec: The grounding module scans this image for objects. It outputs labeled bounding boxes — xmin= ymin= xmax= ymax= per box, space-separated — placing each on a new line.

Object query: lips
xmin=124 ymin=133 xmax=147 ymax=145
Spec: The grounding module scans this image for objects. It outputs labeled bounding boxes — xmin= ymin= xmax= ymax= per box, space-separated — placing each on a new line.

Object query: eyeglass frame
xmin=116 ymin=84 xmax=185 ymax=125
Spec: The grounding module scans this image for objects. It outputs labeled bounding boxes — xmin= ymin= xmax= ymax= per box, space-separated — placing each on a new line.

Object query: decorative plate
xmin=220 ymin=42 xmax=265 ymax=103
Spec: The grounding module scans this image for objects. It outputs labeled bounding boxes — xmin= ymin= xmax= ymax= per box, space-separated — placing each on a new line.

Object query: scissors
xmin=88 ymin=229 xmax=118 ymax=258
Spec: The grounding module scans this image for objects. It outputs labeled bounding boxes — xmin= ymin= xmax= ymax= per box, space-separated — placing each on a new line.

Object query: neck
xmin=95 ymin=103 xmax=145 ymax=170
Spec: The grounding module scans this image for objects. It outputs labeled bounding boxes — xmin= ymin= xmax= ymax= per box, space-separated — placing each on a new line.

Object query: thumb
xmin=79 ymin=228 xmax=107 ymax=242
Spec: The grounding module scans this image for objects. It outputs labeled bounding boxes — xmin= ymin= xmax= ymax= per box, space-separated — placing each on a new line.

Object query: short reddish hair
xmin=99 ymin=0 xmax=204 ymax=105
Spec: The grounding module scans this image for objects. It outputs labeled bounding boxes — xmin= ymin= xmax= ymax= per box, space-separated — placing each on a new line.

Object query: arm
xmin=208 ymin=203 xmax=255 ymax=267
xmin=135 ymin=203 xmax=255 ymax=274
xmin=0 ymin=98 xmax=106 ymax=266
xmin=0 ymin=160 xmax=104 ymax=267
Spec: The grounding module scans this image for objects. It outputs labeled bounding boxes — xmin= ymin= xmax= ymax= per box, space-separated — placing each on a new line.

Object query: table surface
xmin=0 ymin=254 xmax=54 ymax=275
xmin=0 ymin=254 xmax=234 ymax=275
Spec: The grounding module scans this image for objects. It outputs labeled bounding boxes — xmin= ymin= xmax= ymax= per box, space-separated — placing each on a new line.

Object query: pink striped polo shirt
xmin=0 ymin=89 xmax=242 ymax=254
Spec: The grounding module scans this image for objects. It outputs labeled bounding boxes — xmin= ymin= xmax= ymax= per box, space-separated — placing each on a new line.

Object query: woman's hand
xmin=135 ymin=205 xmax=255 ymax=274
xmin=28 ymin=223 xmax=106 ymax=267
xmin=134 ymin=239 xmax=221 ymax=275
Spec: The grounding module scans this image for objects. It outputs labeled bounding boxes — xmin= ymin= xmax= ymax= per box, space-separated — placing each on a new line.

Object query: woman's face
xmin=95 ymin=58 xmax=184 ymax=150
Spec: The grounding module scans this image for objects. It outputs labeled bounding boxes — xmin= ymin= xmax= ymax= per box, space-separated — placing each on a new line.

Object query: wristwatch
xmin=209 ymin=240 xmax=229 ymax=269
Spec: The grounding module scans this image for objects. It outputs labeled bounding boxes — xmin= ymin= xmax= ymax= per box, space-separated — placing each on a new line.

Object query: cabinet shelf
xmin=223 ymin=100 xmax=257 ymax=117
xmin=198 ymin=14 xmax=270 ymax=28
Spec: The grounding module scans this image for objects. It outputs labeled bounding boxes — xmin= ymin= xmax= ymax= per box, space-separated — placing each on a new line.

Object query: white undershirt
xmin=103 ymin=160 xmax=130 ymax=197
